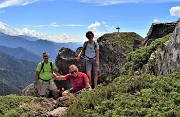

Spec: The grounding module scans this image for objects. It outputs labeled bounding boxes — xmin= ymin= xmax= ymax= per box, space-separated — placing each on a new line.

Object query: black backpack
xmin=39 ymin=61 xmax=53 ymax=73
xmin=38 ymin=61 xmax=53 ymax=81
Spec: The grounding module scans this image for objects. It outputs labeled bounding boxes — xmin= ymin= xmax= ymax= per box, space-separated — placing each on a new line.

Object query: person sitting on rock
xmin=53 ymin=64 xmax=91 ymax=96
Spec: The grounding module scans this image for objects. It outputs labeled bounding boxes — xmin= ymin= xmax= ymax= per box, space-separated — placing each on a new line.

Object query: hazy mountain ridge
xmin=0 ymin=46 xmax=41 ymax=62
xmin=0 ymin=32 xmax=82 ymax=61
xmin=0 ymin=52 xmax=37 ymax=95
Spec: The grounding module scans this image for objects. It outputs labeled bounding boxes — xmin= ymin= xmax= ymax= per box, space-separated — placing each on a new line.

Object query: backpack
xmin=82 ymin=41 xmax=98 ymax=59
xmin=38 ymin=61 xmax=53 ymax=81
xmin=39 ymin=61 xmax=53 ymax=73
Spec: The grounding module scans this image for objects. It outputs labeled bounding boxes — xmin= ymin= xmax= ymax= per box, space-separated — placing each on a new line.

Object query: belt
xmin=85 ymin=55 xmax=96 ymax=59
xmin=39 ymin=77 xmax=52 ymax=82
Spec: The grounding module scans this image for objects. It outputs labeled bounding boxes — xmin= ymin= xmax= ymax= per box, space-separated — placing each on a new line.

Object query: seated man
xmin=53 ymin=64 xmax=91 ymax=96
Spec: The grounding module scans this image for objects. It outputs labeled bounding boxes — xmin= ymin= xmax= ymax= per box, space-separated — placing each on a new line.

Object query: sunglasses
xmin=87 ymin=34 xmax=93 ymax=38
xmin=70 ymin=70 xmax=77 ymax=74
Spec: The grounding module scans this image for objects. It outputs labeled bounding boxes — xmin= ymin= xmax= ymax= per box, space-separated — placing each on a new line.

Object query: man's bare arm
xmin=53 ymin=73 xmax=66 ymax=80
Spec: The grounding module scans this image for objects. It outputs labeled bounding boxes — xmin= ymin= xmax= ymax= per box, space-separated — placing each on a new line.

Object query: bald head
xmin=69 ymin=64 xmax=78 ymax=69
xmin=69 ymin=64 xmax=78 ymax=76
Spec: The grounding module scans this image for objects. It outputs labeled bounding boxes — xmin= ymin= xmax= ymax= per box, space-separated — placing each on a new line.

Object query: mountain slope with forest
xmin=0 ymin=46 xmax=41 ymax=62
xmin=0 ymin=52 xmax=37 ymax=95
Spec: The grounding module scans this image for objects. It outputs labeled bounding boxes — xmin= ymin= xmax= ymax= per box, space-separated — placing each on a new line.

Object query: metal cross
xmin=116 ymin=26 xmax=120 ymax=32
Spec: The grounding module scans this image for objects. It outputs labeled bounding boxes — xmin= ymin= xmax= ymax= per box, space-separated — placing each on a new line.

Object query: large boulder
xmin=55 ymin=35 xmax=127 ymax=89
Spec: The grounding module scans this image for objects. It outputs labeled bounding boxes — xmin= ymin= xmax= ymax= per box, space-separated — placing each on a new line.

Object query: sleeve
xmin=36 ymin=62 xmax=41 ymax=72
xmin=82 ymin=73 xmax=89 ymax=83
xmin=65 ymin=74 xmax=71 ymax=80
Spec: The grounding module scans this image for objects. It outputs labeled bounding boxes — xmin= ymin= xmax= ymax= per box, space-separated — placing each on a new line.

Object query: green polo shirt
xmin=36 ymin=61 xmax=56 ymax=81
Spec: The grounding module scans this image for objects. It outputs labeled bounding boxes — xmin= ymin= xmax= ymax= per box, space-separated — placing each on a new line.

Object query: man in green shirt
xmin=35 ymin=52 xmax=59 ymax=99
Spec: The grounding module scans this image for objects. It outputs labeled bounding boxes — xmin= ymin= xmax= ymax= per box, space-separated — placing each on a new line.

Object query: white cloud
xmin=87 ymin=21 xmax=111 ymax=39
xmin=50 ymin=22 xmax=59 ymax=27
xmin=170 ymin=6 xmax=180 ymax=17
xmin=0 ymin=21 xmax=77 ymax=42
xmin=0 ymin=22 xmax=8 ymax=31
xmin=102 ymin=21 xmax=110 ymax=32
xmin=0 ymin=21 xmax=113 ymax=42
xmin=88 ymin=21 xmax=101 ymax=31
xmin=0 ymin=0 xmax=40 ymax=9
xmin=74 ymin=0 xmax=180 ymax=6
xmin=25 ymin=22 xmax=85 ymax=28
xmin=13 ymin=28 xmax=38 ymax=36
xmin=51 ymin=33 xmax=72 ymax=42
xmin=153 ymin=19 xmax=160 ymax=23
xmin=13 ymin=28 xmax=72 ymax=42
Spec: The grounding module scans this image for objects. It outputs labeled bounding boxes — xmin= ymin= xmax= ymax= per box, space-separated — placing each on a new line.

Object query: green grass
xmin=99 ymin=32 xmax=144 ymax=53
xmin=64 ymin=69 xmax=180 ymax=117
xmin=120 ymin=33 xmax=171 ymax=75
xmin=0 ymin=95 xmax=37 ymax=117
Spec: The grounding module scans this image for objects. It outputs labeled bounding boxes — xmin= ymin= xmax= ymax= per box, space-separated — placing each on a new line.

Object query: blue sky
xmin=0 ymin=0 xmax=180 ymax=43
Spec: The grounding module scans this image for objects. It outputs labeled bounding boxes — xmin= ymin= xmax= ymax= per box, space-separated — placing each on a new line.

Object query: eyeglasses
xmin=70 ymin=70 xmax=77 ymax=74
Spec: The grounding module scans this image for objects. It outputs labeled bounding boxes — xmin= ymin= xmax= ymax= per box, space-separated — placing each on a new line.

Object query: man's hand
xmin=62 ymin=90 xmax=69 ymax=97
xmin=53 ymin=72 xmax=60 ymax=80
xmin=34 ymin=82 xmax=40 ymax=90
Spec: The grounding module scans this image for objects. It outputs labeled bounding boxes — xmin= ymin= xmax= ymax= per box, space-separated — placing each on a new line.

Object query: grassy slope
xmin=99 ymin=32 xmax=144 ymax=53
xmin=1 ymin=33 xmax=180 ymax=117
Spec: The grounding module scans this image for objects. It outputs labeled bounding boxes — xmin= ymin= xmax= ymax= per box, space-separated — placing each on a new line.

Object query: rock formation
xmin=55 ymin=35 xmax=127 ymax=90
xmin=144 ymin=21 xmax=177 ymax=46
xmin=154 ymin=20 xmax=180 ymax=75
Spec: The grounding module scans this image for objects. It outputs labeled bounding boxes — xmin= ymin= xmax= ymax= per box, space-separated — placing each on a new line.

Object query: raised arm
xmin=77 ymin=49 xmax=84 ymax=61
xmin=53 ymin=72 xmax=66 ymax=80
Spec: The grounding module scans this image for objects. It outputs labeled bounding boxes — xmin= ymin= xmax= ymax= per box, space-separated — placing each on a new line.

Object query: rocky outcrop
xmin=55 ymin=35 xmax=127 ymax=89
xmin=54 ymin=47 xmax=83 ymax=91
xmin=22 ymin=83 xmax=37 ymax=97
xmin=155 ymin=21 xmax=180 ymax=75
xmin=144 ymin=22 xmax=177 ymax=46
xmin=145 ymin=19 xmax=180 ymax=75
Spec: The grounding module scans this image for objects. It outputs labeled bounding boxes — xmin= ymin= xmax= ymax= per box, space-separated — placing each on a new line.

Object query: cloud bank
xmin=1 ymin=0 xmax=180 ymax=8
xmin=75 ymin=0 xmax=180 ymax=6
xmin=0 ymin=21 xmax=111 ymax=42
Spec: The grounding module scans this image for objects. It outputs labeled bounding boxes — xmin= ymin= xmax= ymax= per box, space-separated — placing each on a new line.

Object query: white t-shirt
xmin=84 ymin=42 xmax=99 ymax=60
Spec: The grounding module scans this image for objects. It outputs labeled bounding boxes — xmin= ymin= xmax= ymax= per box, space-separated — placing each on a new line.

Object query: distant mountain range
xmin=0 ymin=52 xmax=37 ymax=95
xmin=0 ymin=32 xmax=82 ymax=62
xmin=0 ymin=46 xmax=41 ymax=62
